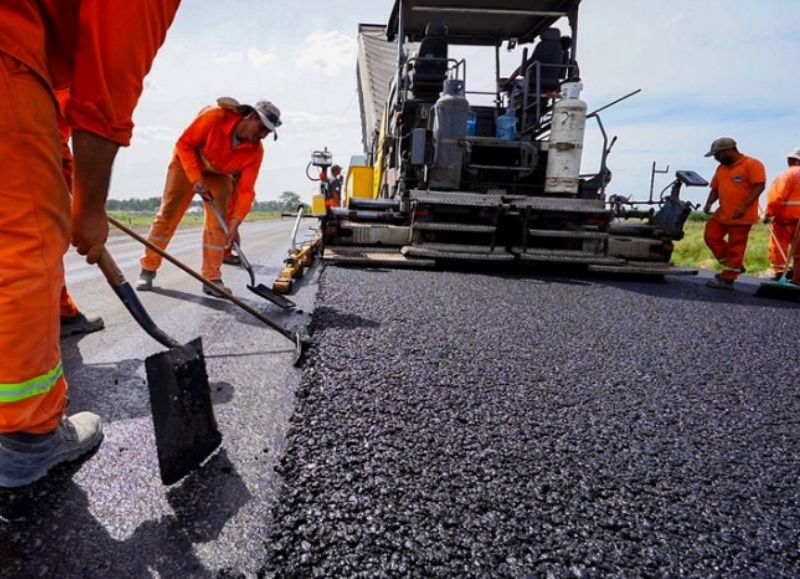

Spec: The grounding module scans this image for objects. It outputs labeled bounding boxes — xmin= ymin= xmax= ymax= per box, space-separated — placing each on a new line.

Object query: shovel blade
xmin=248 ymin=283 xmax=296 ymax=309
xmin=754 ymin=280 xmax=800 ymax=302
xmin=145 ymin=337 xmax=222 ymax=485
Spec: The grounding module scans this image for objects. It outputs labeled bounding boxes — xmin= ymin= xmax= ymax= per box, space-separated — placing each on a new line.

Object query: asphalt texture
xmin=263 ymin=267 xmax=800 ymax=577
xmin=0 ymin=220 xmax=317 ymax=578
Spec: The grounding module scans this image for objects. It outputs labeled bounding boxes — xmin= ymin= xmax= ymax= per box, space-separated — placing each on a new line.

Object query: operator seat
xmin=526 ymin=28 xmax=565 ymax=92
xmin=410 ymin=21 xmax=449 ymax=99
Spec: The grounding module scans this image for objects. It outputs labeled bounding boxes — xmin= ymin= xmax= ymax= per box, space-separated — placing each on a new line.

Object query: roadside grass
xmin=672 ymin=221 xmax=771 ymax=274
xmin=108 ymin=210 xmax=282 ymax=232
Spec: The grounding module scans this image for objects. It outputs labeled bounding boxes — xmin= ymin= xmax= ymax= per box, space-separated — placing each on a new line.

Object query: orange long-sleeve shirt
xmin=0 ymin=0 xmax=180 ymax=146
xmin=175 ymin=107 xmax=265 ymax=222
xmin=766 ymin=166 xmax=800 ymax=223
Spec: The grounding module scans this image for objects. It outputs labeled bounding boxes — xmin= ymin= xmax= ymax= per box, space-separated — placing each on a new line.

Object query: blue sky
xmin=113 ymin=0 xmax=800 ymax=208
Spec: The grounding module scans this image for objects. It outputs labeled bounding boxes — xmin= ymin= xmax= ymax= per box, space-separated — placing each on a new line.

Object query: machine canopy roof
xmin=387 ymin=0 xmax=581 ymax=46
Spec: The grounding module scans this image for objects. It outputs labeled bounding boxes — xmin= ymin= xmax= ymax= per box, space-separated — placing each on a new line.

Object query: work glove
xmin=71 ymin=205 xmax=109 ymax=265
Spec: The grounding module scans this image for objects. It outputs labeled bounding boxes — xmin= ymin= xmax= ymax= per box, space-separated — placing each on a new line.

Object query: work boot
xmin=202 ymin=279 xmax=231 ymax=298
xmin=60 ymin=312 xmax=105 ymax=338
xmin=135 ymin=268 xmax=156 ymax=291
xmin=706 ymin=277 xmax=734 ymax=290
xmin=0 ymin=412 xmax=103 ymax=488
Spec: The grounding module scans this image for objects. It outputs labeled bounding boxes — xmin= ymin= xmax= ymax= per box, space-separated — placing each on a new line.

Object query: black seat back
xmin=411 ymin=21 xmax=449 ymax=99
xmin=527 ymin=28 xmax=565 ymax=92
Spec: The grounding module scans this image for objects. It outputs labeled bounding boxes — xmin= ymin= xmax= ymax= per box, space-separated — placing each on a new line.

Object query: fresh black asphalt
xmin=262 ymin=267 xmax=800 ymax=577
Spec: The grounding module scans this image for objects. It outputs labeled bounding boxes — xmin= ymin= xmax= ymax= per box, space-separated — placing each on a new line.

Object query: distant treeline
xmin=106 ymin=191 xmax=304 ymax=213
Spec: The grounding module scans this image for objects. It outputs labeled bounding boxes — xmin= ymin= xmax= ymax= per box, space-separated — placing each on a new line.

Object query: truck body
xmin=324 ymin=0 xmax=700 ymax=275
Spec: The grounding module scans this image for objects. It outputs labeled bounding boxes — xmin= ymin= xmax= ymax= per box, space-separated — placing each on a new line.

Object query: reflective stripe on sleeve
xmin=0 ymin=361 xmax=63 ymax=403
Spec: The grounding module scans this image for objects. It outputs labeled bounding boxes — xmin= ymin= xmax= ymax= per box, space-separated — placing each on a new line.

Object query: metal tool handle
xmin=202 ymin=194 xmax=257 ymax=287
xmin=96 ymin=247 xmax=181 ymax=349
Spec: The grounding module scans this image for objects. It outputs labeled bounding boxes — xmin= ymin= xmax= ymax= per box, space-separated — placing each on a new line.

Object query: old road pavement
xmin=0 ymin=219 xmax=319 ymax=578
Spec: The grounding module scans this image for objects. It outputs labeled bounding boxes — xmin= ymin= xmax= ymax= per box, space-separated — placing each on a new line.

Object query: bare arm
xmin=732 ymin=182 xmax=766 ymax=219
xmin=703 ymin=189 xmax=719 ymax=215
xmin=71 ymin=130 xmax=119 ymax=264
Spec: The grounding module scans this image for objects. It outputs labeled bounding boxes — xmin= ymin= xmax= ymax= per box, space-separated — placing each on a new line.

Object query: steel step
xmin=513 ymin=248 xmax=626 ymax=265
xmin=402 ymin=245 xmax=515 ymax=261
xmin=414 ymin=222 xmax=497 ymax=233
xmin=527 ymin=228 xmax=609 ymax=240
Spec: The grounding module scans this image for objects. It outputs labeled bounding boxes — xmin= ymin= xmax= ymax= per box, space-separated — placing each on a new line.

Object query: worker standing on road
xmin=135 ymin=97 xmax=281 ymax=296
xmin=327 ymin=164 xmax=344 ymax=210
xmin=702 ymin=137 xmax=766 ymax=289
xmin=55 ymin=89 xmax=105 ymax=338
xmin=764 ymin=146 xmax=800 ymax=282
xmin=0 ymin=0 xmax=180 ymax=488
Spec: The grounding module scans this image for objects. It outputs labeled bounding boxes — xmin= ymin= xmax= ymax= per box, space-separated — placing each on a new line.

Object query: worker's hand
xmin=703 ymin=202 xmax=714 ymax=215
xmin=193 ymin=180 xmax=212 ymax=202
xmin=71 ymin=206 xmax=109 ymax=264
xmin=732 ymin=205 xmax=747 ymax=219
xmin=763 ymin=214 xmax=773 ymax=224
xmin=226 ymin=217 xmax=242 ymax=246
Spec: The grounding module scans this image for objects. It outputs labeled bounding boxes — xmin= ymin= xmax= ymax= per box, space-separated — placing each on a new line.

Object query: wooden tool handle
xmin=97 ymin=247 xmax=126 ymax=287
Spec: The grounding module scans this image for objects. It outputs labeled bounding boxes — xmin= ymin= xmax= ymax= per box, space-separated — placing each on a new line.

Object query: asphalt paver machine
xmin=323 ymin=0 xmax=702 ymax=274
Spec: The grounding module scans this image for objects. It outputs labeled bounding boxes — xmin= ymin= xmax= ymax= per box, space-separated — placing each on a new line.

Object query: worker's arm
xmin=226 ymin=149 xmax=264 ymax=244
xmin=732 ymin=182 xmax=766 ymax=220
xmin=66 ymin=0 xmax=180 ymax=263
xmin=764 ymin=177 xmax=785 ymax=220
xmin=71 ymin=132 xmax=119 ymax=264
xmin=703 ymin=189 xmax=719 ymax=215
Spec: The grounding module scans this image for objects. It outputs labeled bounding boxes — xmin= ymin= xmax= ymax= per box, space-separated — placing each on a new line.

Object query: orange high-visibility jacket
xmin=174 ymin=107 xmax=265 ymax=223
xmin=766 ymin=166 xmax=800 ymax=222
xmin=710 ymin=155 xmax=766 ymax=225
xmin=0 ymin=0 xmax=180 ymax=146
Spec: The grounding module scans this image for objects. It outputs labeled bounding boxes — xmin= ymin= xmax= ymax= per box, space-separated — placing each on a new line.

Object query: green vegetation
xmin=672 ymin=220 xmax=771 ymax=274
xmin=107 ymin=191 xmax=304 ymax=214
xmin=108 ymin=210 xmax=283 ymax=231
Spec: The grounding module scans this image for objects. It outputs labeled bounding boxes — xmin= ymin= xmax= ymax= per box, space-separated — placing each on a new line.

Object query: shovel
xmin=204 ymin=198 xmax=296 ymax=310
xmin=97 ymin=248 xmax=221 ymax=485
xmin=108 ymin=216 xmax=309 ymax=365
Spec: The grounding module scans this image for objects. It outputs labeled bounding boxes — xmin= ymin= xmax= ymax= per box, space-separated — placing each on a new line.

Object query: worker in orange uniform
xmin=0 ymin=0 xmax=180 ymax=488
xmin=135 ymin=97 xmax=281 ymax=296
xmin=702 ymin=137 xmax=766 ymax=289
xmin=55 ymin=89 xmax=105 ymax=338
xmin=764 ymin=146 xmax=800 ymax=282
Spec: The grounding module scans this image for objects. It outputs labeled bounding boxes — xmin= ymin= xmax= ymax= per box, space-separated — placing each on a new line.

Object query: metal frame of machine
xmin=323 ymin=0 xmax=702 ymax=275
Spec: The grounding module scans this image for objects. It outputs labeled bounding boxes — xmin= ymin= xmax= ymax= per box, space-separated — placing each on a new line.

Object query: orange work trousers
xmin=768 ymin=220 xmax=800 ymax=273
xmin=704 ymin=219 xmax=752 ymax=281
xmin=0 ymin=53 xmax=69 ymax=434
xmin=140 ymin=156 xmax=233 ymax=280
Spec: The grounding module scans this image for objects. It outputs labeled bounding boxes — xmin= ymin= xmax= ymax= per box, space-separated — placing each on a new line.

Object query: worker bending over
xmin=0 ymin=0 xmax=180 ymax=488
xmin=136 ymin=97 xmax=281 ymax=296
xmin=764 ymin=147 xmax=800 ymax=282
xmin=702 ymin=137 xmax=766 ymax=289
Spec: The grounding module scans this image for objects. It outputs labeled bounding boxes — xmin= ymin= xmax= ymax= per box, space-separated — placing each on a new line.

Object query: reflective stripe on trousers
xmin=0 ymin=362 xmax=63 ymax=403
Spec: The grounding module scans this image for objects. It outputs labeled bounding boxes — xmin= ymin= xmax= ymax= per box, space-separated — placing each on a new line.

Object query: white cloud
xmin=212 ymin=52 xmax=244 ymax=65
xmin=297 ymin=30 xmax=357 ymax=77
xmin=130 ymin=124 xmax=177 ymax=145
xmin=283 ymin=111 xmax=356 ymax=130
xmin=248 ymin=47 xmax=277 ymax=69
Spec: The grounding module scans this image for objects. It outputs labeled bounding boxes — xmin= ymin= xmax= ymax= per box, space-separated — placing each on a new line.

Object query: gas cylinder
xmin=545 ymin=81 xmax=587 ymax=195
xmin=429 ymin=79 xmax=470 ymax=190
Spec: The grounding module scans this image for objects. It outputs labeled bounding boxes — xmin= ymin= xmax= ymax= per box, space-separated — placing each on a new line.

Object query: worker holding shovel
xmin=764 ymin=147 xmax=800 ymax=283
xmin=702 ymin=137 xmax=766 ymax=289
xmin=0 ymin=0 xmax=180 ymax=487
xmin=135 ymin=98 xmax=281 ymax=297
